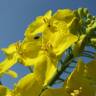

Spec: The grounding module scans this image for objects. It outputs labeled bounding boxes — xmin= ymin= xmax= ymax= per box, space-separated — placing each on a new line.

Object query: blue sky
xmin=0 ymin=0 xmax=96 ymax=89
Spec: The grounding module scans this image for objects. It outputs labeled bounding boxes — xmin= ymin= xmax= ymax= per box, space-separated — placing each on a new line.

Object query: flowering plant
xmin=0 ymin=8 xmax=96 ymax=96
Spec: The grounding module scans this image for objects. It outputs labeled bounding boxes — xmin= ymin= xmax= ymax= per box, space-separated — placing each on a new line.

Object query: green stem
xmin=48 ymin=54 xmax=74 ymax=86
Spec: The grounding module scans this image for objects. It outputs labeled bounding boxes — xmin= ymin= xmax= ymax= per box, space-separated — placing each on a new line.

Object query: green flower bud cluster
xmin=74 ymin=8 xmax=96 ymax=34
xmin=72 ymin=8 xmax=96 ymax=57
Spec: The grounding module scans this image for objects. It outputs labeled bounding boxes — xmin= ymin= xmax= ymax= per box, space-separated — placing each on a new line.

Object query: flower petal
xmin=1 ymin=42 xmax=18 ymax=55
xmin=0 ymin=53 xmax=18 ymax=77
xmin=65 ymin=59 xmax=96 ymax=96
xmin=33 ymin=51 xmax=57 ymax=86
xmin=41 ymin=88 xmax=69 ymax=96
xmin=43 ymin=19 xmax=78 ymax=56
xmin=13 ymin=73 xmax=43 ymax=96
xmin=53 ymin=9 xmax=75 ymax=22
xmin=24 ymin=10 xmax=52 ymax=38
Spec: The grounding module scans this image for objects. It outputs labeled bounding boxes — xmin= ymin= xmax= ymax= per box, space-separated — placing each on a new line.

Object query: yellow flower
xmin=0 ymin=53 xmax=18 ymax=78
xmin=0 ymin=10 xmax=52 ymax=69
xmin=0 ymin=8 xmax=95 ymax=96
xmin=41 ymin=87 xmax=69 ymax=96
xmin=2 ymin=57 xmax=95 ymax=96
xmin=0 ymin=10 xmax=79 ymax=93
xmin=0 ymin=9 xmax=78 ymax=69
xmin=0 ymin=43 xmax=19 ymax=78
xmin=65 ymin=59 xmax=96 ymax=96
xmin=13 ymin=51 xmax=57 ymax=96
xmin=53 ymin=9 xmax=75 ymax=21
xmin=33 ymin=50 xmax=57 ymax=86
xmin=24 ymin=10 xmax=52 ymax=38
xmin=13 ymin=73 xmax=43 ymax=96
xmin=0 ymin=9 xmax=78 ymax=91
xmin=40 ymin=59 xmax=96 ymax=96
xmin=25 ymin=9 xmax=78 ymax=56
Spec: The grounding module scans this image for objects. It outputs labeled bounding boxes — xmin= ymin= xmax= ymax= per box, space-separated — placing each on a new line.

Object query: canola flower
xmin=0 ymin=8 xmax=96 ymax=96
xmin=40 ymin=60 xmax=96 ymax=96
xmin=0 ymin=9 xmax=78 ymax=78
xmin=0 ymin=59 xmax=96 ymax=96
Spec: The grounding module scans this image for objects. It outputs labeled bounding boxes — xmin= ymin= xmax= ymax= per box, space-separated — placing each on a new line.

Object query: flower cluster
xmin=0 ymin=8 xmax=96 ymax=96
